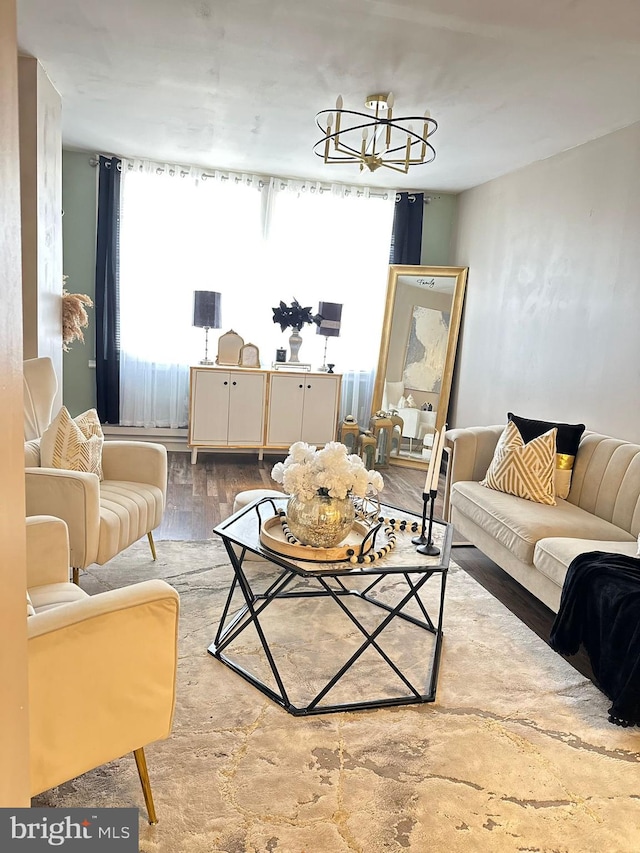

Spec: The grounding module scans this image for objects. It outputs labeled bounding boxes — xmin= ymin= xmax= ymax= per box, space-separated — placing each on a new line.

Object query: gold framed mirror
xmin=371 ymin=265 xmax=468 ymax=469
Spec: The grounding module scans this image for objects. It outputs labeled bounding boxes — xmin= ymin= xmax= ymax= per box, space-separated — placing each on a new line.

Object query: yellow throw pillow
xmin=481 ymin=420 xmax=557 ymax=506
xmin=40 ymin=406 xmax=104 ymax=480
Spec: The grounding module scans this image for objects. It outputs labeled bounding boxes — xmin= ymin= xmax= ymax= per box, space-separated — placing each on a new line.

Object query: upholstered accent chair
xmin=24 ymin=357 xmax=167 ymax=584
xmin=27 ymin=516 xmax=179 ymax=822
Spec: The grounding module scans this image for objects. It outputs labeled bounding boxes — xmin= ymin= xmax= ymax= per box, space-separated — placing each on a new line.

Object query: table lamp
xmin=193 ymin=291 xmax=221 ymax=365
xmin=316 ymin=301 xmax=342 ymax=372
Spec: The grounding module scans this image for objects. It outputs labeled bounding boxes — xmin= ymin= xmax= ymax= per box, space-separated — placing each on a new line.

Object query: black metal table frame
xmin=208 ymin=498 xmax=451 ymax=716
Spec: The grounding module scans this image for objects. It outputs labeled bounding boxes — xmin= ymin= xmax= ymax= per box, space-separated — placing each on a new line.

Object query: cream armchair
xmin=27 ymin=515 xmax=179 ymax=822
xmin=24 ymin=357 xmax=167 ymax=584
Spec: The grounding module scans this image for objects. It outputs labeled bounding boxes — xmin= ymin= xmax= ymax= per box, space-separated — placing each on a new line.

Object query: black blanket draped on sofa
xmin=550 ymin=551 xmax=640 ymax=727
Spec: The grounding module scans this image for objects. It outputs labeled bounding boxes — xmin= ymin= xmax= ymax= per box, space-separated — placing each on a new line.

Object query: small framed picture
xmin=239 ymin=343 xmax=260 ymax=368
xmin=216 ymin=330 xmax=244 ymax=365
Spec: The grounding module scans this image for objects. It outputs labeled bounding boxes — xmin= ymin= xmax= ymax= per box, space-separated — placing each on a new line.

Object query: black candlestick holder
xmin=415 ymin=488 xmax=440 ymax=557
xmin=411 ymin=491 xmax=431 ymax=545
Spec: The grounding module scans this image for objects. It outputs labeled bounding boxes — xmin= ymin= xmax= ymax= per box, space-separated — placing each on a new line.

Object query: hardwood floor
xmin=156 ymin=450 xmax=594 ymax=682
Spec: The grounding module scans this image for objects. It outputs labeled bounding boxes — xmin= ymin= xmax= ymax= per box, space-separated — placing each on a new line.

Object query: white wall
xmin=450 ymin=121 xmax=640 ymax=443
xmin=19 ymin=56 xmax=63 ymax=412
xmin=0 ymin=0 xmax=31 ymax=806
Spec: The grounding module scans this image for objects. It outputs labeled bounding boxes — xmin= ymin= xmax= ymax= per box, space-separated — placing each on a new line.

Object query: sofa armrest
xmin=102 ymin=441 xmax=167 ymax=496
xmin=443 ymin=425 xmax=504 ymax=520
xmin=26 ymin=516 xmax=71 ymax=588
xmin=28 ymin=579 xmax=180 ymax=795
xmin=25 ymin=468 xmax=100 ymax=569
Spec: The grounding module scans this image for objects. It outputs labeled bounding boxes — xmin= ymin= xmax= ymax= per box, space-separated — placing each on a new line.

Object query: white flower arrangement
xmin=271 ymin=441 xmax=384 ymax=502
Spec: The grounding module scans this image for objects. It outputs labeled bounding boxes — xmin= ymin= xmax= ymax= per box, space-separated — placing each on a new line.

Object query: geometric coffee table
xmin=208 ymin=496 xmax=452 ymax=715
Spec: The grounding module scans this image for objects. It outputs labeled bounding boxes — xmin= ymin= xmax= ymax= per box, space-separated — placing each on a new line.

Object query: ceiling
xmin=16 ymin=0 xmax=640 ymax=193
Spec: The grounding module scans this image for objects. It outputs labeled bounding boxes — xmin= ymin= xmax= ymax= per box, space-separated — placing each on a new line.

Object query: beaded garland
xmin=277 ymin=510 xmax=421 ymax=565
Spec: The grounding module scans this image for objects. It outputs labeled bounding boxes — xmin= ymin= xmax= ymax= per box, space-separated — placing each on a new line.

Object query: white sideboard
xmin=188 ymin=366 xmax=342 ymax=463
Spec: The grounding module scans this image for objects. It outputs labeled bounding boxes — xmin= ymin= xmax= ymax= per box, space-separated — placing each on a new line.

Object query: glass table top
xmin=213 ymin=496 xmax=452 ymax=577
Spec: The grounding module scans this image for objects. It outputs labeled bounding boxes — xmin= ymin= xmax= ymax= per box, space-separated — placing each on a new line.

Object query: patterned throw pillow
xmin=40 ymin=406 xmax=104 ymax=480
xmin=481 ymin=420 xmax=557 ymax=505
xmin=507 ymin=413 xmax=585 ymax=499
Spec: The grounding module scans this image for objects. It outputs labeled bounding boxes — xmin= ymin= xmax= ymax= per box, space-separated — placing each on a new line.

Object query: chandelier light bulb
xmin=424 ymin=109 xmax=431 ymax=119
xmin=326 ymin=112 xmax=334 ymax=128
xmin=362 ymin=127 xmax=369 ymax=140
xmin=336 ymin=94 xmax=343 ymax=110
xmin=387 ymin=92 xmax=395 ymax=109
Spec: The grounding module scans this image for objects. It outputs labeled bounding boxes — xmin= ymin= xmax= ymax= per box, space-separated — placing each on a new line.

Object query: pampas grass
xmin=62 ymin=279 xmax=93 ymax=352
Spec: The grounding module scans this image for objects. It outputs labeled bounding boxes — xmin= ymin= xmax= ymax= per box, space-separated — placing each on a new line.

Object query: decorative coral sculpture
xmin=62 ymin=280 xmax=93 ymax=352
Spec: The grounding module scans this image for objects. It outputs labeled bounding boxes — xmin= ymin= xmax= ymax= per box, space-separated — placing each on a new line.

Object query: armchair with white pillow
xmin=27 ymin=515 xmax=179 ymax=821
xmin=24 ymin=357 xmax=167 ymax=584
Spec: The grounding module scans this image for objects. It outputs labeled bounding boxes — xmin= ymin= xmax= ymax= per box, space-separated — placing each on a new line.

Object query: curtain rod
xmin=87 ymin=154 xmax=437 ymax=201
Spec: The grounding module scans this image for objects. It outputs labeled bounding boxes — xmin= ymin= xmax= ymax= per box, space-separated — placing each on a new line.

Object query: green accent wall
xmin=62 ymin=149 xmax=97 ymax=416
xmin=421 ymin=192 xmax=458 ymax=266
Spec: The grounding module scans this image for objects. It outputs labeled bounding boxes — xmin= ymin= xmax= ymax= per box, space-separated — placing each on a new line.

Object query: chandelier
xmin=313 ymin=93 xmax=437 ymax=175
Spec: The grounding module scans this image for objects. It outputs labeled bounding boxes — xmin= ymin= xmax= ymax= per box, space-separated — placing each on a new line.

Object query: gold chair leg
xmin=147 ymin=531 xmax=157 ymax=561
xmin=133 ymin=747 xmax=158 ymax=825
xmin=72 ymin=567 xmax=80 ymax=586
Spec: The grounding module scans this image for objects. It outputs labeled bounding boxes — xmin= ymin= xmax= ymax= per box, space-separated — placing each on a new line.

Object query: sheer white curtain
xmin=118 ymin=163 xmax=395 ymax=428
xmin=263 ymin=179 xmax=395 ymax=422
xmin=119 ymin=161 xmax=265 ymax=427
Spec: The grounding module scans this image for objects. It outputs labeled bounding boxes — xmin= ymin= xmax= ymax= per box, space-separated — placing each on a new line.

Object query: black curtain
xmin=389 ymin=192 xmax=424 ymax=264
xmin=95 ymin=156 xmax=121 ymax=424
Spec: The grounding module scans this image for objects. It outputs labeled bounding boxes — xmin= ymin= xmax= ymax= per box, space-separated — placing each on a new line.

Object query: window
xmin=118 ymin=161 xmax=395 ymax=428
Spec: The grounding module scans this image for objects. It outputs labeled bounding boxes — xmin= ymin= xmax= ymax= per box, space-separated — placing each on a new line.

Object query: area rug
xmin=34 ymin=538 xmax=640 ymax=853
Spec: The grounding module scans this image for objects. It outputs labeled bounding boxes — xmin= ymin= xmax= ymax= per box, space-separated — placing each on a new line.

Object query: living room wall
xmin=450 ymin=121 xmax=640 ymax=444
xmin=61 ymin=149 xmax=97 ymax=415
xmin=421 ymin=192 xmax=458 ymax=267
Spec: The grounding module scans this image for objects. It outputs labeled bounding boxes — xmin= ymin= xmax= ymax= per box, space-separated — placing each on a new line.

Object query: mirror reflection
xmin=372 ymin=265 xmax=468 ymax=468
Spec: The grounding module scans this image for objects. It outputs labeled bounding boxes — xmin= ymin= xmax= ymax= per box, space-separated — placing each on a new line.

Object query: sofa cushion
xmin=451 ymin=481 xmax=635 ymax=565
xmin=508 ymin=412 xmax=585 ymax=499
xmin=40 ymin=406 xmax=104 ymax=480
xmin=534 ymin=537 xmax=640 ymax=589
xmin=480 ymin=421 xmax=557 ymax=506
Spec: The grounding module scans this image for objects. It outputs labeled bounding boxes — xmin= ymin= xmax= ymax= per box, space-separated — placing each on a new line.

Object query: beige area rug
xmin=33 ymin=537 xmax=640 ymax=853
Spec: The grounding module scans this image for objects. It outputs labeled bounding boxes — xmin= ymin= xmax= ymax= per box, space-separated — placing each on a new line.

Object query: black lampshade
xmin=316 ymin=302 xmax=342 ymax=337
xmin=193 ymin=291 xmax=221 ymax=329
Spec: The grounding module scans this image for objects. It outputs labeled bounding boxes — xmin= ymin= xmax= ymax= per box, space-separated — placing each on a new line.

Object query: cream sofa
xmin=445 ymin=426 xmax=640 ymax=612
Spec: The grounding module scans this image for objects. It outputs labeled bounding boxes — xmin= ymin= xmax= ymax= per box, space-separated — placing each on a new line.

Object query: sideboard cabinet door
xmin=227 ymin=372 xmax=266 ymax=445
xmin=300 ymin=376 xmax=341 ymax=445
xmin=190 ymin=369 xmax=231 ymax=446
xmin=266 ymin=374 xmax=305 ymax=447
xmin=266 ymin=373 xmax=340 ymax=447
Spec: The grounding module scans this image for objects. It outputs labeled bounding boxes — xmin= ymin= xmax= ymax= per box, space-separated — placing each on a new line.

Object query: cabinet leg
xmin=191 ymin=448 xmax=198 ymax=464
xmin=258 ymin=449 xmax=264 ymax=461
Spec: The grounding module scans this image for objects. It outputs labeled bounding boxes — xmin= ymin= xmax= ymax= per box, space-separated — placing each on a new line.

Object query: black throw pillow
xmin=507 ymin=412 xmax=586 ymax=499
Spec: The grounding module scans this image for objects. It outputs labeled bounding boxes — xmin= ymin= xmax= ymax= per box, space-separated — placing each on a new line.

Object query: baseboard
xmin=102 ymin=426 xmax=188 ymax=453
xmin=101 ymin=426 xmax=286 ymax=458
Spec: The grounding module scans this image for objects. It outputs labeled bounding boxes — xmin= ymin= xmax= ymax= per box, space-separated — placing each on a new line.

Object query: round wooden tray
xmin=259 ymin=515 xmax=387 ymax=563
